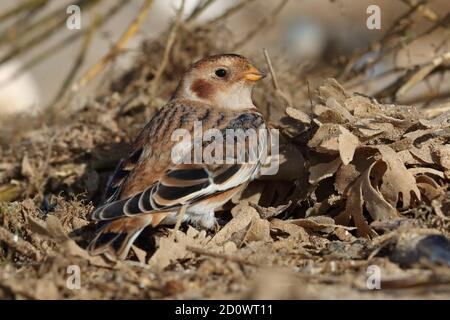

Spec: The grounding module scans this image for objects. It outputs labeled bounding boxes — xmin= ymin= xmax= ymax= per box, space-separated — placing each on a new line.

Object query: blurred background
xmin=0 ymin=0 xmax=449 ymax=119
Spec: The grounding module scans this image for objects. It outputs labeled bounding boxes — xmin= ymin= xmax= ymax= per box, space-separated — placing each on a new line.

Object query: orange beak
xmin=243 ymin=65 xmax=265 ymax=82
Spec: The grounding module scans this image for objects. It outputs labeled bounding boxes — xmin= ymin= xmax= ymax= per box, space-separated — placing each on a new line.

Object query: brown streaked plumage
xmin=87 ymin=54 xmax=267 ymax=260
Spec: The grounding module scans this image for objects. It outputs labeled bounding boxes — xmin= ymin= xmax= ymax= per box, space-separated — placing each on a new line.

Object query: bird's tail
xmin=87 ymin=216 xmax=153 ymax=260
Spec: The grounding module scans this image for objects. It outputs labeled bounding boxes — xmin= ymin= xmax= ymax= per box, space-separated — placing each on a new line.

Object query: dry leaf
xmin=210 ymin=204 xmax=259 ymax=246
xmin=148 ymin=228 xmax=210 ymax=270
xmin=286 ymin=107 xmax=311 ymax=124
xmin=372 ymin=145 xmax=421 ymax=209
xmin=270 ymin=218 xmax=310 ymax=242
xmin=250 ymin=201 xmax=291 ymax=219
xmin=309 ymin=157 xmax=341 ymax=185
xmin=335 ymin=177 xmax=378 ymax=238
xmin=317 ymin=78 xmax=350 ymax=105
xmin=325 ymin=97 xmax=355 ymax=123
xmin=289 ymin=216 xmax=355 ymax=233
xmin=335 ymin=163 xmax=359 ymax=195
xmin=243 ymin=218 xmax=271 ymax=242
xmin=361 ymin=161 xmax=398 ymax=221
xmin=338 ymin=127 xmax=359 ymax=165
xmin=308 ymin=124 xmax=359 ymax=165
xmin=334 ymin=227 xmax=357 ymax=242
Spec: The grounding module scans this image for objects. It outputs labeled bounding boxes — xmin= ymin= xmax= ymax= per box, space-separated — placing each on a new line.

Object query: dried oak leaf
xmin=355 ymin=120 xmax=395 ymax=138
xmin=305 ymin=195 xmax=342 ymax=217
xmin=269 ymin=218 xmax=310 ymax=242
xmin=148 ymin=227 xmax=210 ymax=270
xmin=344 ymin=95 xmax=373 ymax=114
xmin=361 ymin=161 xmax=398 ymax=221
xmin=324 ymin=97 xmax=356 ymax=123
xmin=309 ymin=156 xmax=341 ymax=185
xmin=260 ymin=143 xmax=306 ymax=181
xmin=209 ymin=204 xmax=268 ymax=247
xmin=232 ymin=180 xmax=265 ymax=205
xmin=250 ymin=201 xmax=292 ymax=219
xmin=414 ymin=175 xmax=444 ymax=202
xmin=313 ymin=103 xmax=348 ymax=124
xmin=371 ymin=145 xmax=421 ymax=209
xmin=285 ymin=107 xmax=311 ymax=124
xmin=335 ymin=163 xmax=360 ymax=195
xmin=244 ymin=218 xmax=271 ymax=243
xmin=308 ymin=124 xmax=359 ymax=165
xmin=317 ymin=78 xmax=350 ymax=105
xmin=289 ymin=215 xmax=355 ymax=234
xmin=434 ymin=144 xmax=450 ymax=178
xmin=335 ymin=171 xmax=378 ymax=238
xmin=419 ymin=110 xmax=450 ymax=129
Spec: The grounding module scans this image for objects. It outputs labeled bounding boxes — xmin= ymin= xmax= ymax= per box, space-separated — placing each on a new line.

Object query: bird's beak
xmin=243 ymin=65 xmax=265 ymax=82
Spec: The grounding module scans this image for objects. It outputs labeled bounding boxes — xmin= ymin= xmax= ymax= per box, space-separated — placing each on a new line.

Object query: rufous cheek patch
xmin=191 ymin=79 xmax=214 ymax=99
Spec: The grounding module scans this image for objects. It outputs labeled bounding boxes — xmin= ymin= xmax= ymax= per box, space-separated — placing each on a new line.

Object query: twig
xmin=401 ymin=88 xmax=450 ymax=105
xmin=186 ymin=245 xmax=259 ymax=267
xmin=340 ymin=2 xmax=445 ymax=82
xmin=232 ymin=0 xmax=289 ymax=50
xmin=396 ymin=51 xmax=450 ymax=97
xmin=49 ymin=11 xmax=101 ymax=110
xmin=307 ymin=80 xmax=313 ymax=112
xmin=149 ymin=0 xmax=185 ymax=99
xmin=0 ymin=0 xmax=99 ymax=64
xmin=0 ymin=0 xmax=48 ymax=24
xmin=263 ymin=48 xmax=292 ymax=108
xmin=263 ymin=49 xmax=280 ymax=90
xmin=79 ymin=0 xmax=154 ymax=87
xmin=185 ymin=0 xmax=216 ymax=23
xmin=0 ymin=0 xmax=90 ymax=45
xmin=374 ymin=60 xmax=450 ymax=100
xmin=420 ymin=10 xmax=450 ymax=37
xmin=0 ymin=0 xmax=127 ymax=88
xmin=422 ymin=102 xmax=450 ymax=118
xmin=0 ymin=226 xmax=41 ymax=260
xmin=206 ymin=0 xmax=256 ymax=26
xmin=399 ymin=0 xmax=438 ymax=22
xmin=380 ymin=0 xmax=426 ymax=44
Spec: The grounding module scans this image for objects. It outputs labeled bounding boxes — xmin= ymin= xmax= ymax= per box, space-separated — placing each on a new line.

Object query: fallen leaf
xmin=309 ymin=157 xmax=341 ymax=185
xmin=286 ymin=107 xmax=311 ymax=124
xmin=338 ymin=127 xmax=359 ymax=165
xmin=335 ymin=177 xmax=378 ymax=238
xmin=308 ymin=124 xmax=359 ymax=165
xmin=148 ymin=228 xmax=210 ymax=270
xmin=372 ymin=145 xmax=421 ymax=209
xmin=288 ymin=216 xmax=355 ymax=234
xmin=361 ymin=161 xmax=398 ymax=221
xmin=250 ymin=201 xmax=291 ymax=219
xmin=243 ymin=218 xmax=271 ymax=242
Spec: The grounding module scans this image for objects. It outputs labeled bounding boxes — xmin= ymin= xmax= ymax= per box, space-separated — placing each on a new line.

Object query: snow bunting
xmin=88 ymin=54 xmax=267 ymax=260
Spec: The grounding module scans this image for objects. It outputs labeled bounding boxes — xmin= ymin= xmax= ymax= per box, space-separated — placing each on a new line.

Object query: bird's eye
xmin=215 ymin=68 xmax=227 ymax=78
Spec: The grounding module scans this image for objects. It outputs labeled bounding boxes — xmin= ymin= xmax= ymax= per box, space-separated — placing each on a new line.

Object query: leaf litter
xmin=0 ymin=32 xmax=449 ymax=300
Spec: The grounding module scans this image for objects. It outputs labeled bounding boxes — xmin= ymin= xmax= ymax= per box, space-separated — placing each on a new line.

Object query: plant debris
xmin=0 ymin=1 xmax=449 ymax=300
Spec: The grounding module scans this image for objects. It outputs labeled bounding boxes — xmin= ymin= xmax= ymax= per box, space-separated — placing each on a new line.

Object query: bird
xmin=87 ymin=54 xmax=267 ymax=260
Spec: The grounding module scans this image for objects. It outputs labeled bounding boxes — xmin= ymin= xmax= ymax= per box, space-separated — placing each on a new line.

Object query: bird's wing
xmin=92 ymin=99 xmax=266 ymax=222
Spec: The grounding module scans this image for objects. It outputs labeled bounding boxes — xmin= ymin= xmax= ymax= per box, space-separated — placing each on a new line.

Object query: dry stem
xmin=78 ymin=0 xmax=154 ymax=87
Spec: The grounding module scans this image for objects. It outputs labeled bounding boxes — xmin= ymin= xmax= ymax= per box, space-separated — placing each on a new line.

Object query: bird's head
xmin=173 ymin=54 xmax=265 ymax=110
